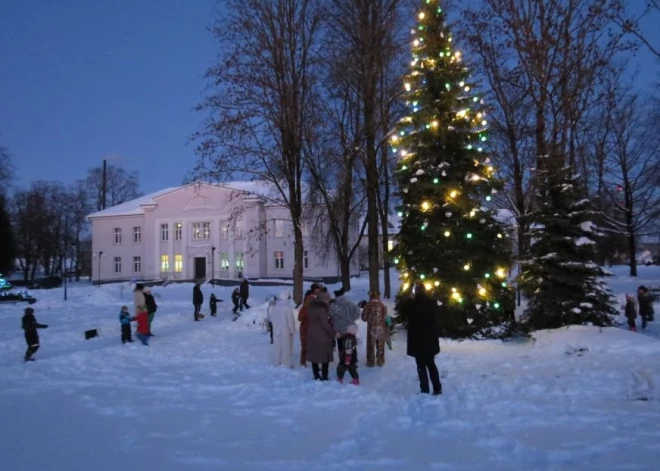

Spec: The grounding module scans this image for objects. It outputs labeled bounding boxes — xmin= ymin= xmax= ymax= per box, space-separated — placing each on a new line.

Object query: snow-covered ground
xmin=1 ymin=266 xmax=659 ymax=471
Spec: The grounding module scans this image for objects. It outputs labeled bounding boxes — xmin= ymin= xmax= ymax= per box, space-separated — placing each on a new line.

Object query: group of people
xmin=265 ymin=281 xmax=443 ymax=395
xmin=122 ymin=284 xmax=158 ymax=345
xmin=623 ymin=285 xmax=656 ymax=332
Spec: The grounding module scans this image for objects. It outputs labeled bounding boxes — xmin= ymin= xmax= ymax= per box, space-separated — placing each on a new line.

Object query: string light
xmin=420 ymin=274 xmax=426 ymax=280
xmin=444 ymin=230 xmax=450 ymax=237
xmin=485 ymin=273 xmax=491 ymax=278
xmin=434 ymin=281 xmax=440 ymax=287
xmin=419 ymin=12 xmax=425 ymax=20
xmin=403 ymin=282 xmax=410 ymax=291
xmin=405 ymin=83 xmax=411 ymax=91
xmin=466 ymin=233 xmax=473 ymax=239
xmin=497 ymin=233 xmax=503 ymax=239
xmin=479 ymin=287 xmax=487 ymax=296
xmin=449 ymin=190 xmax=458 ymax=198
xmin=463 ymin=264 xmax=470 ymax=271
xmin=433 ymin=178 xmax=439 ymax=184
xmin=494 ymin=302 xmax=500 ymax=309
xmin=424 ymin=282 xmax=432 ymax=290
xmin=421 ymin=201 xmax=431 ymax=211
xmin=496 ymin=268 xmax=506 ymax=278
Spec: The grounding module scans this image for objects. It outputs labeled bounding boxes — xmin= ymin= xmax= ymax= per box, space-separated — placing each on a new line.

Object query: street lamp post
xmin=211 ymin=246 xmax=216 ymax=287
xmin=64 ymin=242 xmax=75 ymax=301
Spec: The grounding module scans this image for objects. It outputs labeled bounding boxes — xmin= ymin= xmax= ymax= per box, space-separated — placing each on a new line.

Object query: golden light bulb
xmin=434 ymin=281 xmax=440 ymax=287
xmin=419 ymin=12 xmax=425 ymax=19
xmin=404 ymin=83 xmax=411 ymax=91
xmin=391 ymin=135 xmax=398 ymax=143
xmin=496 ymin=268 xmax=506 ymax=278
xmin=424 ymin=282 xmax=432 ymax=290
xmin=459 ymin=81 xmax=465 ymax=87
xmin=403 ymin=282 xmax=410 ymax=291
xmin=479 ymin=288 xmax=487 ymax=296
xmin=413 ymin=40 xmax=420 ymax=47
xmin=469 ymin=210 xmax=476 ymax=217
xmin=431 ymin=120 xmax=439 ymax=127
xmin=451 ymin=292 xmax=460 ymax=300
xmin=497 ymin=233 xmax=503 ymax=239
xmin=444 ymin=231 xmax=450 ymax=237
xmin=482 ymin=120 xmax=487 ymax=126
xmin=421 ymin=201 xmax=430 ymax=211
xmin=401 ymin=150 xmax=408 ymax=157
xmin=488 ymin=166 xmax=494 ymax=172
xmin=449 ymin=190 xmax=458 ymax=198
xmin=456 ymin=109 xmax=468 ymax=118
xmin=477 ymin=113 xmax=483 ymax=118
xmin=451 ymin=287 xmax=457 ymax=293
xmin=464 ymin=86 xmax=470 ymax=92
xmin=463 ymin=264 xmax=470 ymax=271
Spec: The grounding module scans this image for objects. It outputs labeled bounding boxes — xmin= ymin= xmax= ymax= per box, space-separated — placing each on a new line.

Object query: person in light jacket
xmin=306 ymin=300 xmax=335 ymax=380
xmin=267 ymin=291 xmax=296 ymax=368
xmin=133 ymin=283 xmax=147 ymax=317
xmin=361 ymin=291 xmax=388 ymax=367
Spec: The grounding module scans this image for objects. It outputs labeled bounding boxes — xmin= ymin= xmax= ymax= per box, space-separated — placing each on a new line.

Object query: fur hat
xmin=346 ymin=323 xmax=358 ymax=336
xmin=277 ymin=290 xmax=290 ymax=301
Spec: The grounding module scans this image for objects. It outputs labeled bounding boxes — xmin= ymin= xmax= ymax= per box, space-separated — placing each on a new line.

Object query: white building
xmin=87 ymin=182 xmax=360 ymax=284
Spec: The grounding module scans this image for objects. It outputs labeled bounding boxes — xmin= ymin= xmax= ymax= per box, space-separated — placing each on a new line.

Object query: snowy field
xmin=1 ymin=266 xmax=659 ymax=471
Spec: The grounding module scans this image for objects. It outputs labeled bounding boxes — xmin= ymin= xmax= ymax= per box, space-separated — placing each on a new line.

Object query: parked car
xmin=28 ymin=276 xmax=63 ymax=289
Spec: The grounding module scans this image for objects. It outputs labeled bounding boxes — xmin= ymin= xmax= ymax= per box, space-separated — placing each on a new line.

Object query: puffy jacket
xmin=119 ymin=311 xmax=133 ymax=325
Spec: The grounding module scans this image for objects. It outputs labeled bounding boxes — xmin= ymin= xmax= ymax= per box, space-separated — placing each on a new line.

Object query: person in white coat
xmin=267 ymin=291 xmax=296 ymax=368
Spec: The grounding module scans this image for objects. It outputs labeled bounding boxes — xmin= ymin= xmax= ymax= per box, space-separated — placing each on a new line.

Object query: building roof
xmin=86 ymin=181 xmax=288 ymax=219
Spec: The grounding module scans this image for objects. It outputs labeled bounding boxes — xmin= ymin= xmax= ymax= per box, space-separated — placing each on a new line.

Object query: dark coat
xmin=231 ymin=290 xmax=240 ymax=305
xmin=210 ymin=293 xmax=218 ymax=313
xmin=22 ymin=312 xmax=47 ymax=344
xmin=193 ymin=285 xmax=203 ymax=305
xmin=144 ymin=293 xmax=157 ymax=314
xmin=638 ymin=292 xmax=655 ymax=317
xmin=625 ymin=300 xmax=637 ymax=320
xmin=306 ymin=300 xmax=335 ymax=363
xmin=240 ymin=280 xmax=250 ymax=298
xmin=406 ymin=293 xmax=440 ymax=358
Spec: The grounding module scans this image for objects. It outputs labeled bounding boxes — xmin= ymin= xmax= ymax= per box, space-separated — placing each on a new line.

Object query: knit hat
xmin=346 ymin=323 xmax=358 ymax=335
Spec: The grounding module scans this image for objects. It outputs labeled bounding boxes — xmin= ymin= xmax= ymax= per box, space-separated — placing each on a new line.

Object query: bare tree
xmin=602 ymin=91 xmax=660 ymax=276
xmin=0 ymin=138 xmax=13 ymax=191
xmin=68 ymin=180 xmax=93 ymax=280
xmin=194 ymin=0 xmax=322 ymax=304
xmin=609 ymin=0 xmax=660 ymax=60
xmin=86 ymin=163 xmax=141 ymax=211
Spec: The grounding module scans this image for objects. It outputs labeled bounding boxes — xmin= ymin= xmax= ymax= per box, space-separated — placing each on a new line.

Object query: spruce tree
xmin=519 ymin=157 xmax=617 ymax=329
xmin=392 ymin=0 xmax=514 ymax=338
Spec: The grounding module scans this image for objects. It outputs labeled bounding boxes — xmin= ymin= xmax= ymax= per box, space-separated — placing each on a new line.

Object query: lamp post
xmin=98 ymin=251 xmax=103 ymax=287
xmin=64 ymin=242 xmax=75 ymax=301
xmin=211 ymin=246 xmax=216 ymax=287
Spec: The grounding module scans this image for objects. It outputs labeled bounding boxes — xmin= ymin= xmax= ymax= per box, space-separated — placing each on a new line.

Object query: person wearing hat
xmin=298 ymin=283 xmax=320 ymax=366
xmin=267 ymin=291 xmax=296 ymax=368
xmin=21 ymin=307 xmax=48 ymax=361
xmin=143 ymin=286 xmax=157 ymax=336
xmin=329 ymin=287 xmax=360 ymax=355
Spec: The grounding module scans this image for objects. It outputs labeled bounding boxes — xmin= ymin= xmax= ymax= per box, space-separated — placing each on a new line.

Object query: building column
xmin=168 ymin=220 xmax=174 ymax=281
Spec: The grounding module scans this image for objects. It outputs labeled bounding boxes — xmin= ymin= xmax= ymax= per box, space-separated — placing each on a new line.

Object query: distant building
xmin=87 ymin=182 xmax=360 ymax=284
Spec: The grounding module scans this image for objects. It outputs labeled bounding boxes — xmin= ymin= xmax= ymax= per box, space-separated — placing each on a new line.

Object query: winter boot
xmin=350 ymin=378 xmax=360 ymax=386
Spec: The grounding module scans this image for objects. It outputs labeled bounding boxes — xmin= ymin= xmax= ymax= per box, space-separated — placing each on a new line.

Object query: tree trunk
xmin=339 ymin=253 xmax=351 ymax=291
xmin=626 ymin=210 xmax=637 ymax=277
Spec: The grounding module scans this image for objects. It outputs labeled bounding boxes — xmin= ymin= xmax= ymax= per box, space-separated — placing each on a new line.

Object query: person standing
xmin=329 ymin=287 xmax=360 ymax=352
xmin=298 ymin=283 xmax=320 ymax=366
xmin=306 ymin=299 xmax=335 ymax=380
xmin=133 ymin=283 xmax=146 ymax=317
xmin=134 ymin=309 xmax=150 ymax=346
xmin=210 ymin=293 xmax=218 ymax=317
xmin=22 ymin=307 xmax=48 ymax=361
xmin=638 ymin=286 xmax=655 ymax=330
xmin=239 ymin=278 xmax=251 ymax=311
xmin=623 ymin=295 xmax=638 ymax=332
xmin=361 ymin=291 xmax=388 ymax=367
xmin=406 ymin=283 xmax=442 ymax=395
xmin=267 ymin=291 xmax=296 ymax=368
xmin=143 ymin=286 xmax=157 ymax=336
xmin=119 ymin=305 xmax=135 ymax=343
xmin=193 ymin=283 xmax=204 ymax=321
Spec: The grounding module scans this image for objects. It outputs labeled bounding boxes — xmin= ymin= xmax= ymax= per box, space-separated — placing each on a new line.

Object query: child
xmin=337 ymin=323 xmax=359 ymax=385
xmin=210 ymin=293 xmax=218 ymax=317
xmin=134 ymin=308 xmax=150 ymax=346
xmin=119 ymin=306 xmax=135 ymax=343
xmin=385 ymin=314 xmax=393 ymax=350
xmin=623 ymin=295 xmax=638 ymax=332
xmin=231 ymin=288 xmax=241 ymax=314
xmin=22 ymin=307 xmax=48 ymax=362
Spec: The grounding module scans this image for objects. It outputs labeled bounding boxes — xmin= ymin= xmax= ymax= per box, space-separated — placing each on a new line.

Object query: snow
xmin=574 ymin=237 xmax=596 ymax=246
xmin=1 ymin=266 xmax=660 ymax=470
xmin=580 ymin=221 xmax=596 ymax=233
xmin=87 ymin=187 xmax=179 ymax=218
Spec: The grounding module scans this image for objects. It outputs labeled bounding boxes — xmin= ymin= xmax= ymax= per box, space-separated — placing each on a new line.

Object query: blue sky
xmin=1 ymin=0 xmax=658 ymax=195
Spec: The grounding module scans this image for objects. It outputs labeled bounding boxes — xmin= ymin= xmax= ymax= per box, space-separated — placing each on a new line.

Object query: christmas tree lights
xmin=392 ymin=0 xmax=514 ymax=338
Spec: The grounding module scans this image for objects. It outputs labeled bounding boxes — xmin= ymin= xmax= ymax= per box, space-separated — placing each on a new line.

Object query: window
xmin=388 ymin=239 xmax=394 ymax=252
xmin=235 ymin=251 xmax=244 ymax=270
xmin=114 ymin=257 xmax=122 ymax=273
xmin=304 ymin=250 xmax=309 ymax=269
xmin=301 ymin=221 xmax=310 ymax=237
xmin=114 ymin=228 xmax=122 ymax=244
xmin=192 ymin=222 xmax=211 ymax=240
xmin=220 ymin=221 xmax=230 ymax=239
xmin=133 ymin=226 xmax=141 ymax=244
xmin=133 ymin=256 xmax=141 ymax=273
xmin=161 ymin=223 xmax=169 ymax=242
xmin=274 ymin=219 xmax=284 ymax=238
xmin=161 ymin=254 xmax=169 ymax=272
xmin=220 ymin=252 xmax=229 ymax=271
xmin=174 ymin=254 xmax=183 ymax=273
xmin=274 ymin=251 xmax=284 ymax=270
xmin=174 ymin=222 xmax=182 ymax=241
xmin=235 ymin=216 xmax=244 ymax=238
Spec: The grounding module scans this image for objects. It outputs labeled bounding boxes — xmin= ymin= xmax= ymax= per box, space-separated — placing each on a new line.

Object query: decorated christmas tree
xmin=519 ymin=158 xmax=617 ymax=329
xmin=392 ymin=0 xmax=514 ymax=338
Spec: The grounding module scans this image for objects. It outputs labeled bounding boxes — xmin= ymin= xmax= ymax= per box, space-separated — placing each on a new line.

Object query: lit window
xmin=133 ymin=256 xmax=141 ymax=273
xmin=133 ymin=227 xmax=141 ymax=244
xmin=192 ymin=222 xmax=211 ymax=240
xmin=220 ymin=252 xmax=229 ymax=271
xmin=174 ymin=254 xmax=183 ymax=273
xmin=274 ymin=251 xmax=284 ymax=270
xmin=161 ymin=224 xmax=169 ymax=242
xmin=235 ymin=252 xmax=244 ymax=270
xmin=274 ymin=220 xmax=284 ymax=238
xmin=114 ymin=228 xmax=122 ymax=244
xmin=388 ymin=240 xmax=394 ymax=252
xmin=161 ymin=255 xmax=169 ymax=272
xmin=114 ymin=257 xmax=122 ymax=273
xmin=174 ymin=223 xmax=182 ymax=240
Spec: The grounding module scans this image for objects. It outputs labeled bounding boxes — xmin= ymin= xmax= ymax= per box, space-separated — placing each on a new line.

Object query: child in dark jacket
xmin=231 ymin=288 xmax=241 ymax=314
xmin=623 ymin=295 xmax=637 ymax=332
xmin=337 ymin=323 xmax=359 ymax=385
xmin=119 ymin=305 xmax=135 ymax=343
xmin=210 ymin=293 xmax=218 ymax=316
xmin=22 ymin=307 xmax=48 ymax=361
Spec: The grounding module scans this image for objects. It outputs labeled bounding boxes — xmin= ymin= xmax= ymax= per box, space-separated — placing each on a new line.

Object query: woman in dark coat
xmin=306 ymin=300 xmax=335 ymax=380
xmin=193 ymin=283 xmax=204 ymax=321
xmin=638 ymin=286 xmax=655 ymax=330
xmin=406 ymin=283 xmax=442 ymax=395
